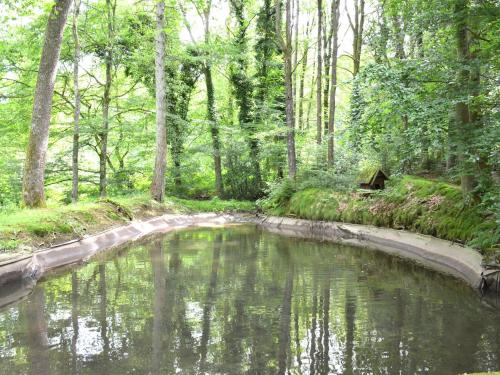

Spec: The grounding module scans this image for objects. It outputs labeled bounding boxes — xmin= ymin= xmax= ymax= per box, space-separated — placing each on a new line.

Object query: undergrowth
xmin=260 ymin=175 xmax=499 ymax=255
xmin=0 ymin=194 xmax=255 ymax=253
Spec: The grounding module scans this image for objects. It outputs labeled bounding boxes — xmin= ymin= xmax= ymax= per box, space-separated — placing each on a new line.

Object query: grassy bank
xmin=261 ymin=176 xmax=499 ymax=255
xmin=0 ymin=194 xmax=255 ymax=254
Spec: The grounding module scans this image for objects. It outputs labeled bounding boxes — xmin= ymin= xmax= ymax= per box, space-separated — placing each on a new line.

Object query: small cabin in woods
xmin=358 ymin=169 xmax=389 ymax=190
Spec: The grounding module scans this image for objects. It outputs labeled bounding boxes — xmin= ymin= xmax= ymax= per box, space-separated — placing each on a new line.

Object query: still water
xmin=0 ymin=225 xmax=499 ymax=374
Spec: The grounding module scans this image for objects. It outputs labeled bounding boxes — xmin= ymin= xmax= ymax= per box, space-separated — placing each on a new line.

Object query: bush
xmin=257 ymin=179 xmax=296 ymax=214
xmin=295 ymin=169 xmax=357 ymax=192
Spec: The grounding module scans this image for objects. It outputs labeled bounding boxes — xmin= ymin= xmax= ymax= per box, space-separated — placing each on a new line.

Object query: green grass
xmin=0 ymin=194 xmax=255 ymax=253
xmin=264 ymin=176 xmax=499 ymax=255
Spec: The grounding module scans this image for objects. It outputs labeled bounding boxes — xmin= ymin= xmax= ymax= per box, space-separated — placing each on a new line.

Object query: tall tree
xmin=327 ymin=0 xmax=339 ymax=167
xmin=99 ymin=0 xmax=116 ymax=198
xmin=276 ymin=0 xmax=297 ymax=178
xmin=151 ymin=0 xmax=167 ymax=202
xmin=316 ymin=0 xmax=323 ymax=144
xmin=347 ymin=0 xmax=365 ymax=76
xmin=203 ymin=1 xmax=224 ymax=196
xmin=255 ymin=0 xmax=286 ymax=179
xmin=22 ymin=0 xmax=73 ymax=207
xmin=297 ymin=18 xmax=313 ymax=130
xmin=322 ymin=3 xmax=333 ymax=135
xmin=229 ymin=0 xmax=262 ymax=194
xmin=72 ymin=0 xmax=81 ymax=203
xmin=454 ymin=0 xmax=475 ymax=194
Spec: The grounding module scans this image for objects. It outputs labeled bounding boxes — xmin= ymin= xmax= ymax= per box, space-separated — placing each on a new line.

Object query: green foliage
xmin=258 ymin=178 xmax=296 ymax=215
xmin=0 ymin=0 xmax=498 ymax=257
xmin=0 ymin=194 xmax=254 ymax=252
xmin=169 ymin=196 xmax=255 ymax=213
xmin=264 ymin=175 xmax=498 ymax=254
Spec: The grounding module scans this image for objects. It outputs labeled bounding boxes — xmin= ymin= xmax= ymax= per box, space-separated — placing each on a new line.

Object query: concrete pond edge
xmin=0 ymin=213 xmax=497 ymax=308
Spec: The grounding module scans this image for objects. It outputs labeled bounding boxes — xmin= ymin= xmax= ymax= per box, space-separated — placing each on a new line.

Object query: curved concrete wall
xmin=0 ymin=213 xmax=495 ymax=308
xmin=252 ymin=216 xmax=487 ymax=290
xmin=0 ymin=214 xmax=235 ymax=306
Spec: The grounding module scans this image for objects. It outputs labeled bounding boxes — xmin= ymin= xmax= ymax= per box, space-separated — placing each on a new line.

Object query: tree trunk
xmin=203 ymin=4 xmax=224 ymax=196
xmin=348 ymin=0 xmax=365 ymax=76
xmin=229 ymin=0 xmax=262 ymax=194
xmin=22 ymin=0 xmax=73 ymax=208
xmin=306 ymin=55 xmax=316 ymax=129
xmin=323 ymin=10 xmax=333 ymax=136
xmin=71 ymin=0 xmax=81 ymax=203
xmin=204 ymin=66 xmax=224 ymax=196
xmin=100 ymin=0 xmax=114 ymax=198
xmin=316 ymin=0 xmax=323 ymax=145
xmin=292 ymin=0 xmax=299 ymax=111
xmin=327 ymin=0 xmax=339 ymax=167
xmin=151 ymin=0 xmax=167 ymax=202
xmin=454 ymin=0 xmax=475 ymax=195
xmin=297 ymin=20 xmax=311 ymax=130
xmin=276 ymin=0 xmax=298 ymax=178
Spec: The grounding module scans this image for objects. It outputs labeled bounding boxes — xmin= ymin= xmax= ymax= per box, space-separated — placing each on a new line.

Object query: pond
xmin=0 ymin=225 xmax=499 ymax=374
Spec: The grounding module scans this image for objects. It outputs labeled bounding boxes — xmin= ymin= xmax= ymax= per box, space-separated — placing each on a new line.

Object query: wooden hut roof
xmin=357 ymin=168 xmax=389 ymax=184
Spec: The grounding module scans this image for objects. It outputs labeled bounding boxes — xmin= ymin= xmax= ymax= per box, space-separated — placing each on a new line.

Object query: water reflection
xmin=0 ymin=225 xmax=499 ymax=374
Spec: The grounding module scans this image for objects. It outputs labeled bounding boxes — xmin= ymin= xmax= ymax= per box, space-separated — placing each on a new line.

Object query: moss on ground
xmin=265 ymin=176 xmax=499 ymax=255
xmin=0 ymin=194 xmax=255 ymax=253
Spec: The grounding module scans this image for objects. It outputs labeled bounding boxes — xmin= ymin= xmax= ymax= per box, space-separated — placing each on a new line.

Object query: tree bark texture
xmin=327 ymin=0 xmax=339 ymax=167
xmin=276 ymin=0 xmax=298 ymax=178
xmin=454 ymin=0 xmax=475 ymax=194
xmin=203 ymin=2 xmax=224 ymax=196
xmin=204 ymin=66 xmax=224 ymax=196
xmin=229 ymin=0 xmax=262 ymax=193
xmin=151 ymin=0 xmax=168 ymax=202
xmin=323 ymin=9 xmax=333 ymax=135
xmin=99 ymin=0 xmax=115 ymax=198
xmin=72 ymin=0 xmax=81 ymax=203
xmin=297 ymin=19 xmax=312 ymax=130
xmin=348 ymin=0 xmax=365 ymax=76
xmin=316 ymin=0 xmax=323 ymax=145
xmin=22 ymin=0 xmax=73 ymax=207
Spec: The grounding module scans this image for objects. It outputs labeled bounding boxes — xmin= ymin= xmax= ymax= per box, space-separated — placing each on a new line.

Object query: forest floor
xmin=264 ymin=175 xmax=499 ymax=257
xmin=0 ymin=195 xmax=255 ymax=256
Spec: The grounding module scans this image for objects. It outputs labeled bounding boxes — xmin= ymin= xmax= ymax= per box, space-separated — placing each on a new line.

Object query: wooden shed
xmin=358 ymin=169 xmax=389 ymax=190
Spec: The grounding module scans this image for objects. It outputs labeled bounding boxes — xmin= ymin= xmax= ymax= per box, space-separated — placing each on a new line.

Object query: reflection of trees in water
xmin=98 ymin=264 xmax=109 ymax=361
xmin=71 ymin=272 xmax=79 ymax=375
xmin=343 ymin=290 xmax=356 ymax=375
xmin=198 ymin=233 xmax=221 ymax=372
xmin=25 ymin=288 xmax=50 ymax=375
xmin=277 ymin=245 xmax=294 ymax=375
xmin=1 ymin=227 xmax=499 ymax=374
xmin=150 ymin=239 xmax=166 ymax=374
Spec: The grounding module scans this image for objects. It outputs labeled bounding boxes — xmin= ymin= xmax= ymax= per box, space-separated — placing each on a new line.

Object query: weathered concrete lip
xmin=249 ymin=215 xmax=488 ymax=291
xmin=0 ymin=213 xmax=238 ymax=288
xmin=0 ymin=212 xmax=493 ymax=308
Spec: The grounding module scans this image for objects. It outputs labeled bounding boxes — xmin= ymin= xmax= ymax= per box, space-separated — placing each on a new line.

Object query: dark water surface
xmin=0 ymin=225 xmax=499 ymax=374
